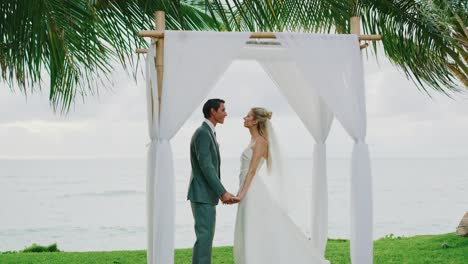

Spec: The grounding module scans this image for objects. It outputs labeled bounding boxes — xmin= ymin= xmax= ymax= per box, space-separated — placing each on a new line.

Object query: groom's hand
xmin=220 ymin=192 xmax=236 ymax=204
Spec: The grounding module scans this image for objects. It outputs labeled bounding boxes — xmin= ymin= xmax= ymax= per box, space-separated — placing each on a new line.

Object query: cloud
xmin=0 ymin=53 xmax=467 ymax=159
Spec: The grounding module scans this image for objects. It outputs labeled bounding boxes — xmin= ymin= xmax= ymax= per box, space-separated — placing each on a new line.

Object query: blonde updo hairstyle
xmin=251 ymin=107 xmax=272 ymax=140
xmin=251 ymin=107 xmax=273 ymax=168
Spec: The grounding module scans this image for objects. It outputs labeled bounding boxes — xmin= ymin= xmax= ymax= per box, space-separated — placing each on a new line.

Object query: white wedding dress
xmin=234 ymin=140 xmax=329 ymax=264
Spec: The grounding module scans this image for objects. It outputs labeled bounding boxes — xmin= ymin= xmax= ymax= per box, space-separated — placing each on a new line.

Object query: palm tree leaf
xmin=1 ymin=0 xmax=467 ymax=112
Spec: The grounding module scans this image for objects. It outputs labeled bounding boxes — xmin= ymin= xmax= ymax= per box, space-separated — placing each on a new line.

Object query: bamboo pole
xmin=136 ymin=37 xmax=375 ymax=54
xmin=351 ymin=16 xmax=370 ymax=50
xmin=249 ymin=32 xmax=277 ymax=39
xmin=139 ymin=30 xmax=164 ymax=38
xmin=137 ymin=30 xmax=381 ymax=41
xmin=137 ymin=15 xmax=379 ymax=55
xmin=358 ymin=35 xmax=380 ymax=41
xmin=136 ymin=48 xmax=148 ymax=54
xmin=351 ymin=16 xmax=361 ymax=36
xmin=155 ymin=11 xmax=165 ymax=118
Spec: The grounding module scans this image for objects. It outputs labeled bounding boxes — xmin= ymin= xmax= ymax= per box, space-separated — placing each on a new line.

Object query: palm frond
xmin=0 ymin=0 xmax=117 ymax=112
xmin=1 ymin=0 xmax=467 ymax=112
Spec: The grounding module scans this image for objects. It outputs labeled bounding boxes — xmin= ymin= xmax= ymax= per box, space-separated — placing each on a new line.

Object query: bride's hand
xmin=231 ymin=196 xmax=241 ymax=204
xmin=237 ymin=191 xmax=245 ymax=201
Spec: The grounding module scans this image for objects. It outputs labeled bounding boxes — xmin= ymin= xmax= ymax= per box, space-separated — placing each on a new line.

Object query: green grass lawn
xmin=1 ymin=233 xmax=466 ymax=263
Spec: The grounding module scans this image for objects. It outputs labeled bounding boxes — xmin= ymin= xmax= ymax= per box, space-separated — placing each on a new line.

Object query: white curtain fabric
xmin=258 ymin=60 xmax=333 ymax=255
xmin=145 ymin=31 xmax=250 ymax=264
xmin=277 ymin=33 xmax=373 ymax=264
xmin=145 ymin=45 xmax=159 ymax=264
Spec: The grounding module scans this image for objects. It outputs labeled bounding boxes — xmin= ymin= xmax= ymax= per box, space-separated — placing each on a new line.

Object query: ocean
xmin=0 ymin=158 xmax=466 ymax=252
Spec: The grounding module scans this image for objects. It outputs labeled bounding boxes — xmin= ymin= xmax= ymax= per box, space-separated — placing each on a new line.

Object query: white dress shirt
xmin=204 ymin=119 xmax=219 ymax=145
xmin=204 ymin=119 xmax=216 ymax=136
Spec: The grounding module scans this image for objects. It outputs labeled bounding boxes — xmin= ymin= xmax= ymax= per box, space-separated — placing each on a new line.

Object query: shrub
xmin=22 ymin=243 xmax=60 ymax=253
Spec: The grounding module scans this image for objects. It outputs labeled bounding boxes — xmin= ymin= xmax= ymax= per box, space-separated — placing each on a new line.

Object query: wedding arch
xmin=138 ymin=11 xmax=381 ymax=264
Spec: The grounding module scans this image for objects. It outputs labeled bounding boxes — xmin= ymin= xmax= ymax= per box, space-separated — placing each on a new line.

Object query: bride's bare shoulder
xmin=254 ymin=136 xmax=268 ymax=146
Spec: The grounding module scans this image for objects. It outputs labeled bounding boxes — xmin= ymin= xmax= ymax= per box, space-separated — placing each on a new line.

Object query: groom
xmin=188 ymin=98 xmax=239 ymax=264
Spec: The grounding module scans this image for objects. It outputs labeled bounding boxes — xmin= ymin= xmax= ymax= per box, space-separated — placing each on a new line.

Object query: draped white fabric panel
xmin=145 ymin=31 xmax=372 ymax=264
xmin=277 ymin=34 xmax=366 ymax=137
xmin=258 ymin=59 xmax=333 ymax=254
xmin=145 ymin=31 xmax=249 ymax=264
xmin=277 ymin=33 xmax=373 ymax=264
xmin=311 ymin=142 xmax=329 ymax=254
xmin=159 ymin=31 xmax=251 ymax=139
xmin=145 ymin=45 xmax=159 ymax=264
xmin=351 ymin=140 xmax=373 ymax=263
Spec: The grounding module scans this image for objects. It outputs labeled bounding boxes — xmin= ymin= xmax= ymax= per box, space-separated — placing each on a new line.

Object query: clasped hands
xmin=220 ymin=191 xmax=241 ymax=205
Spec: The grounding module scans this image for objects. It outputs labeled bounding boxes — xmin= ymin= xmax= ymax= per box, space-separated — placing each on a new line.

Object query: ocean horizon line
xmin=1 ymin=156 xmax=467 ymax=160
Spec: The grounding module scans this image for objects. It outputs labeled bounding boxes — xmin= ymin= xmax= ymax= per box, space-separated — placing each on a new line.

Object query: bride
xmin=233 ymin=107 xmax=329 ymax=264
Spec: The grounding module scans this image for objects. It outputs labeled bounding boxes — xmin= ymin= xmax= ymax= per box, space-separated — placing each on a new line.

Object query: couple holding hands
xmin=187 ymin=99 xmax=328 ymax=264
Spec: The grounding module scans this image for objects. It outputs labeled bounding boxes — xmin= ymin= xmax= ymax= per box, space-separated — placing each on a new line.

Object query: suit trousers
xmin=191 ymin=202 xmax=216 ymax=264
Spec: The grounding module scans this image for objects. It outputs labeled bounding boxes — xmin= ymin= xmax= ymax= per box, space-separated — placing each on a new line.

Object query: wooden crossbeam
xmin=137 ymin=16 xmax=378 ymax=53
xmin=360 ymin=43 xmax=369 ymax=49
xmin=137 ymin=30 xmax=381 ymax=41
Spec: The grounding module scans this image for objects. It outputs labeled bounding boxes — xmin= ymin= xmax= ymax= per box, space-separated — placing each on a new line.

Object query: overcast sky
xmin=1 ymin=51 xmax=467 ymax=160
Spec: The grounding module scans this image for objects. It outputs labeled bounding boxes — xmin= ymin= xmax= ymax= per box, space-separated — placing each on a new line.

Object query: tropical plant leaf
xmin=0 ymin=0 xmax=466 ymax=112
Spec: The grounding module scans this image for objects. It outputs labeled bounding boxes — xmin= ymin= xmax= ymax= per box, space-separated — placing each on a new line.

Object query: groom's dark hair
xmin=203 ymin=99 xmax=225 ymax=118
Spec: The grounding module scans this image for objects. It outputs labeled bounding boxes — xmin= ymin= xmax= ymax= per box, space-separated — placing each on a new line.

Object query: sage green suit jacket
xmin=187 ymin=122 xmax=226 ymax=205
